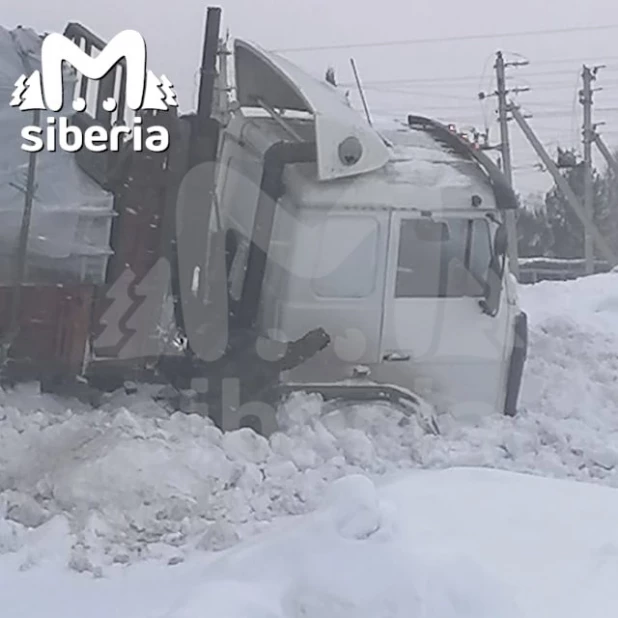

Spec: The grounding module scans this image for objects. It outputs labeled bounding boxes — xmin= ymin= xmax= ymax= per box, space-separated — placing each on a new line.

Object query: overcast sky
xmin=5 ymin=0 xmax=618 ymax=197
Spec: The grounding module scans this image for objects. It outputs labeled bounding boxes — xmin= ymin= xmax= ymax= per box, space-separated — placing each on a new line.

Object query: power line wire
xmin=362 ymin=86 xmax=479 ymax=100
xmin=510 ymin=80 xmax=618 ymax=89
xmin=369 ymin=107 xmax=617 ymax=121
xmin=270 ymin=23 xmax=618 ymax=53
xmin=339 ymin=66 xmax=618 ymax=87
xmin=526 ymin=54 xmax=618 ymax=67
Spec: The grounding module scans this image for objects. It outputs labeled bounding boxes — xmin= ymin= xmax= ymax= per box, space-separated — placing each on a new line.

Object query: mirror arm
xmin=479 ymin=255 xmax=505 ymax=317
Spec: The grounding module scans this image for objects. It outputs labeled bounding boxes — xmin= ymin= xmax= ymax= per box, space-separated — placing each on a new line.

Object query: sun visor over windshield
xmin=234 ymin=39 xmax=390 ymax=181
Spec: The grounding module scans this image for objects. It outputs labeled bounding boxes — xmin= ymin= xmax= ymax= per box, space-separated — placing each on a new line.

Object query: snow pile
xmin=5 ymin=468 xmax=618 ymax=617
xmin=0 ymin=271 xmax=617 ymax=571
xmin=170 ymin=474 xmax=518 ymax=618
xmin=415 ymin=271 xmax=618 ymax=479
xmin=0 ymin=383 xmax=431 ymax=570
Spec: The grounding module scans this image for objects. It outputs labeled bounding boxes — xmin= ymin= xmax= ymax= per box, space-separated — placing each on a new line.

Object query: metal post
xmin=1 ymin=109 xmax=40 ymax=367
xmin=190 ymin=5 xmax=222 ymax=166
xmin=177 ymin=6 xmax=223 ymax=360
xmin=350 ymin=58 xmax=372 ymax=127
xmin=495 ymin=52 xmax=520 ymax=279
xmin=197 ymin=7 xmax=222 ymax=130
xmin=1 ymin=38 xmax=41 ymax=367
xmin=213 ymin=36 xmax=232 ymax=126
xmin=581 ymin=66 xmax=595 ymax=275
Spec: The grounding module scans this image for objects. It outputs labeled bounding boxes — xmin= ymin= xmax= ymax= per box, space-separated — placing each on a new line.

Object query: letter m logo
xmin=40 ymin=30 xmax=147 ymax=112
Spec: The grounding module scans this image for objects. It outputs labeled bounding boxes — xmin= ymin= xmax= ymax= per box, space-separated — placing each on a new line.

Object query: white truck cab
xmin=210 ymin=39 xmax=528 ymax=419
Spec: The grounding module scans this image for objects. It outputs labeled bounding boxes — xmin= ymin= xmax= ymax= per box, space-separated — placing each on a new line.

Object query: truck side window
xmin=395 ymin=219 xmax=444 ymax=297
xmin=395 ymin=218 xmax=491 ymax=298
xmin=312 ymin=217 xmax=379 ymax=298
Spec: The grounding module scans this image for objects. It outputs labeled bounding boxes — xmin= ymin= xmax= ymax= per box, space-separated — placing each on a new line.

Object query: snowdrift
xmin=167 ymin=473 xmax=519 ymax=618
xmin=0 ymin=270 xmax=617 ymax=585
xmin=4 ymin=469 xmax=618 ymax=617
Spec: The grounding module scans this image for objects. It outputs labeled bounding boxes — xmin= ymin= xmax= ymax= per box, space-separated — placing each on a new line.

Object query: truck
xmin=0 ymin=8 xmax=527 ymax=433
xmin=205 ymin=36 xmax=528 ymax=423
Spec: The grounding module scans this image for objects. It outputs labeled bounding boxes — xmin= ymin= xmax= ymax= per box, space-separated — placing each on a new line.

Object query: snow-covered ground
xmin=3 ymin=469 xmax=618 ymax=617
xmin=1 ymin=271 xmax=617 ymax=615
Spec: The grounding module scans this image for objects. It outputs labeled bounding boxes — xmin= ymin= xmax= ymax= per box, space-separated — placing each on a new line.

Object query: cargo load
xmin=0 ymin=26 xmax=114 ymax=284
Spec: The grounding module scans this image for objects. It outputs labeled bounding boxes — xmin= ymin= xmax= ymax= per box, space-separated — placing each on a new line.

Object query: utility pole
xmin=593 ymin=129 xmax=618 ymax=177
xmin=509 ymin=102 xmax=617 ymax=269
xmin=580 ymin=65 xmax=595 ymax=274
xmin=494 ymin=51 xmax=528 ymax=279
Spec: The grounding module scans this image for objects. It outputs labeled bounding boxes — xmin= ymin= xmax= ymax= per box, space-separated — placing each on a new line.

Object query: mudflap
xmin=503 ymin=311 xmax=528 ymax=417
xmin=276 ymin=381 xmax=441 ymax=435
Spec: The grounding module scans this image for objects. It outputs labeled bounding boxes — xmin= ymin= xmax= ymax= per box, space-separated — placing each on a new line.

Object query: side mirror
xmin=480 ymin=225 xmax=508 ymax=317
xmin=494 ymin=224 xmax=508 ymax=257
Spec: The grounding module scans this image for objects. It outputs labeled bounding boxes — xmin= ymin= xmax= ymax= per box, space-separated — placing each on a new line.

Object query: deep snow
xmin=0 ymin=271 xmax=617 ymax=615
xmin=4 ymin=469 xmax=618 ymax=617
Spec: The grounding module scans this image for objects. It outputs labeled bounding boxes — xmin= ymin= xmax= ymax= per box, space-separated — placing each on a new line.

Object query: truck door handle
xmin=383 ymin=352 xmax=411 ymax=362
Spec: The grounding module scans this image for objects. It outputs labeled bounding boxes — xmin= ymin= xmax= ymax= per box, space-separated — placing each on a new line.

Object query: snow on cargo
xmin=0 ymin=26 xmax=114 ymax=283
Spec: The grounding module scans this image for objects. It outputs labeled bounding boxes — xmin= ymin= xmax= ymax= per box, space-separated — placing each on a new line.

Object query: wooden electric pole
xmin=593 ymin=129 xmax=618 ymax=177
xmin=580 ymin=66 xmax=595 ymax=275
xmin=495 ymin=51 xmax=528 ymax=279
xmin=509 ymin=102 xmax=617 ymax=269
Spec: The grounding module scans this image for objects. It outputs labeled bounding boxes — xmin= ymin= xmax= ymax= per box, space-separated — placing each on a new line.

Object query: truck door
xmin=277 ymin=209 xmax=389 ymax=378
xmin=377 ymin=211 xmax=512 ymax=416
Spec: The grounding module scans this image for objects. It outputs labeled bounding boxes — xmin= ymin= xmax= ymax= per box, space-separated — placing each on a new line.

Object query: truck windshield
xmin=395 ymin=218 xmax=492 ymax=298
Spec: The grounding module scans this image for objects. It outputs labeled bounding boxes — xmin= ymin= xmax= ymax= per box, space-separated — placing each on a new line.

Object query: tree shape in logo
xmin=10 ymin=72 xmax=45 ymax=110
xmin=159 ymin=76 xmax=178 ymax=108
xmin=142 ymin=71 xmax=179 ymax=110
xmin=122 ymin=257 xmax=171 ymax=358
xmin=10 ymin=75 xmax=28 ymax=106
xmin=94 ymin=258 xmax=171 ymax=359
xmin=93 ymin=267 xmax=136 ymax=356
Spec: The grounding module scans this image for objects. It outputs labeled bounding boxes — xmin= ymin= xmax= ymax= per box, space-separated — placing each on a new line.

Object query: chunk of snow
xmin=323 ymin=475 xmax=382 ymax=539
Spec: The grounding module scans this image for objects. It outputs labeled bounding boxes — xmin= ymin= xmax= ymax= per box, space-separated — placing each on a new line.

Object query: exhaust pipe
xmin=237 ymin=140 xmax=317 ymax=329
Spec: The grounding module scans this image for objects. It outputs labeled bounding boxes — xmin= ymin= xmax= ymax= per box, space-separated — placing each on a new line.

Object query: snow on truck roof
xmin=281 ymin=118 xmax=498 ymax=212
